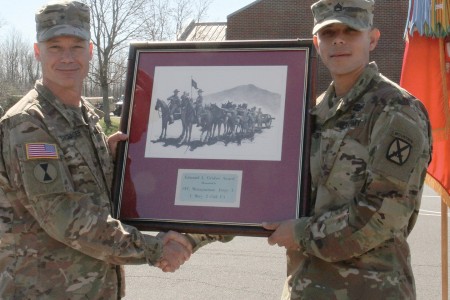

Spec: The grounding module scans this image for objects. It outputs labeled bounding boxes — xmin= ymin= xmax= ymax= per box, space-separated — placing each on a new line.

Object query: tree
xmin=172 ymin=0 xmax=193 ymax=39
xmin=0 ymin=29 xmax=37 ymax=101
xmin=86 ymin=0 xmax=148 ymax=126
xmin=23 ymin=52 xmax=41 ymax=86
xmin=85 ymin=0 xmax=213 ymax=127
xmin=168 ymin=0 xmax=213 ymax=40
xmin=139 ymin=0 xmax=172 ymax=41
xmin=1 ymin=1 xmax=212 ymax=115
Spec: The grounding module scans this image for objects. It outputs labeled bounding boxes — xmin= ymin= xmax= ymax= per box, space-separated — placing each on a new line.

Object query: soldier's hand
xmin=107 ymin=131 xmax=128 ymax=159
xmin=156 ymin=231 xmax=192 ymax=272
xmin=263 ymin=220 xmax=300 ymax=250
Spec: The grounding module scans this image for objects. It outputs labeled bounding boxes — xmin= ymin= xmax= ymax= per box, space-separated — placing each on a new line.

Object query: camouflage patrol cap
xmin=36 ymin=0 xmax=90 ymax=42
xmin=311 ymin=0 xmax=374 ymax=34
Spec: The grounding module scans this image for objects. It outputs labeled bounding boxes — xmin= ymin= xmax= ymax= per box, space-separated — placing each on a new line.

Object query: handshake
xmin=155 ymin=231 xmax=194 ymax=273
xmin=153 ymin=219 xmax=301 ymax=273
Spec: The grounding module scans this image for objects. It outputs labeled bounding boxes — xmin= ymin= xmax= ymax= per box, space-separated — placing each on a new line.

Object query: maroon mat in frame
xmin=112 ymin=39 xmax=316 ymax=236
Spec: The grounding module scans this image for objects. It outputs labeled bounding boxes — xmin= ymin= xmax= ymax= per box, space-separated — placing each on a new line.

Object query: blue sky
xmin=0 ymin=0 xmax=255 ymax=42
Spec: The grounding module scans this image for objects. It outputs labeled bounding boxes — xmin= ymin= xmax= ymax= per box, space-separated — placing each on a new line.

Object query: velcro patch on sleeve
xmin=17 ymin=143 xmax=69 ymax=198
xmin=26 ymin=143 xmax=58 ymax=160
xmin=371 ymin=114 xmax=425 ymax=182
xmin=33 ymin=162 xmax=58 ymax=184
xmin=386 ymin=138 xmax=412 ymax=166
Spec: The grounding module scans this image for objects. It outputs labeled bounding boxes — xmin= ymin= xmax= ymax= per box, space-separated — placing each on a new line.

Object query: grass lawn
xmin=99 ymin=116 xmax=121 ymax=136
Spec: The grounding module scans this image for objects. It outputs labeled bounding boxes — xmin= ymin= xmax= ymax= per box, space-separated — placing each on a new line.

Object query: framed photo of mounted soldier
xmin=112 ymin=39 xmax=317 ymax=236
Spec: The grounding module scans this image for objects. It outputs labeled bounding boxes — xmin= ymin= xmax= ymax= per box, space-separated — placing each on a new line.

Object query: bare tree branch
xmin=85 ymin=0 xmax=147 ymax=126
xmin=0 ymin=0 xmax=213 ymax=119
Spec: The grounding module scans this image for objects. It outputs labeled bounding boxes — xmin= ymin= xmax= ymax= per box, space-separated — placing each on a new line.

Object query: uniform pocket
xmin=325 ymin=137 xmax=369 ymax=201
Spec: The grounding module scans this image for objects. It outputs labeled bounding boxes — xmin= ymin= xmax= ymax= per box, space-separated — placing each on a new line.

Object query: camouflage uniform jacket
xmin=283 ymin=63 xmax=432 ymax=300
xmin=0 ymin=82 xmax=163 ymax=299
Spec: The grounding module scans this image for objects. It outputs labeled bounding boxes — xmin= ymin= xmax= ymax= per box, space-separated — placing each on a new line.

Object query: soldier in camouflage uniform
xmin=263 ymin=0 xmax=432 ymax=299
xmin=0 ymin=1 xmax=200 ymax=298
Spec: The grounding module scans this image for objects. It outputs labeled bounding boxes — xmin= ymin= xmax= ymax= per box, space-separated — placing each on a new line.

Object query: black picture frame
xmin=112 ymin=39 xmax=317 ymax=236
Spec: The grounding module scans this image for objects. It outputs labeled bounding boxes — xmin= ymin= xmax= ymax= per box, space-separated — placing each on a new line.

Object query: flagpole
xmin=442 ymin=199 xmax=448 ymax=300
xmin=440 ymin=37 xmax=450 ymax=300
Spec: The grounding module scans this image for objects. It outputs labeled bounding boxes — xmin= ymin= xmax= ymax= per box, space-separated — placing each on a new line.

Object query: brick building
xmin=227 ymin=0 xmax=409 ymax=92
xmin=181 ymin=0 xmax=410 ymax=93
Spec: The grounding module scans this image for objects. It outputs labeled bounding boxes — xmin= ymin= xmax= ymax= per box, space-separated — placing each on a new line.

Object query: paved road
xmin=123 ymin=184 xmax=449 ymax=299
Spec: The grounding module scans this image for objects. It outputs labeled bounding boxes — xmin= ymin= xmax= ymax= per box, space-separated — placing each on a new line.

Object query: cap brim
xmin=312 ymin=16 xmax=370 ymax=35
xmin=37 ymin=24 xmax=90 ymax=42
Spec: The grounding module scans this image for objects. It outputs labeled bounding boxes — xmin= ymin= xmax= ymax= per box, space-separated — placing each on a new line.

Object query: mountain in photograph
xmin=203 ymin=84 xmax=282 ymax=114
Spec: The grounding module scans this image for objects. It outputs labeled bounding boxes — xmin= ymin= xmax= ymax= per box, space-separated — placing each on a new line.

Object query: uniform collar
xmin=311 ymin=62 xmax=379 ymax=121
xmin=34 ymin=80 xmax=101 ymax=127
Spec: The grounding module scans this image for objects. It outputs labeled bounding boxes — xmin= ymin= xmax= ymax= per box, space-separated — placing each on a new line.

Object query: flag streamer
xmin=405 ymin=0 xmax=450 ymax=38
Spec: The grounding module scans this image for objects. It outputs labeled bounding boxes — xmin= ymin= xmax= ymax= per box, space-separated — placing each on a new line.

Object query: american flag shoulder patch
xmin=26 ymin=143 xmax=59 ymax=160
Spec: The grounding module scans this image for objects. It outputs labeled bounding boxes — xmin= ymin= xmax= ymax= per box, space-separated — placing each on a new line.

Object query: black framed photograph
xmin=112 ymin=39 xmax=316 ymax=236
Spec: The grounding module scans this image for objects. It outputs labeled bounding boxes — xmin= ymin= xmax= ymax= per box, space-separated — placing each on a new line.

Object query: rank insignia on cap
xmin=386 ymin=138 xmax=412 ymax=166
xmin=26 ymin=143 xmax=58 ymax=160
xmin=34 ymin=162 xmax=57 ymax=183
xmin=334 ymin=3 xmax=343 ymax=11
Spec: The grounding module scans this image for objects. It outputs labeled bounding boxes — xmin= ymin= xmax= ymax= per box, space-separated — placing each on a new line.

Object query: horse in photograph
xmin=179 ymin=95 xmax=196 ymax=144
xmin=227 ymin=112 xmax=239 ymax=136
xmin=239 ymin=110 xmax=256 ymax=135
xmin=199 ymin=104 xmax=214 ymax=143
xmin=198 ymin=104 xmax=227 ymax=143
xmin=236 ymin=104 xmax=255 ymax=135
xmin=210 ymin=103 xmax=228 ymax=138
xmin=155 ymin=98 xmax=170 ymax=140
xmin=221 ymin=102 xmax=239 ymax=136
